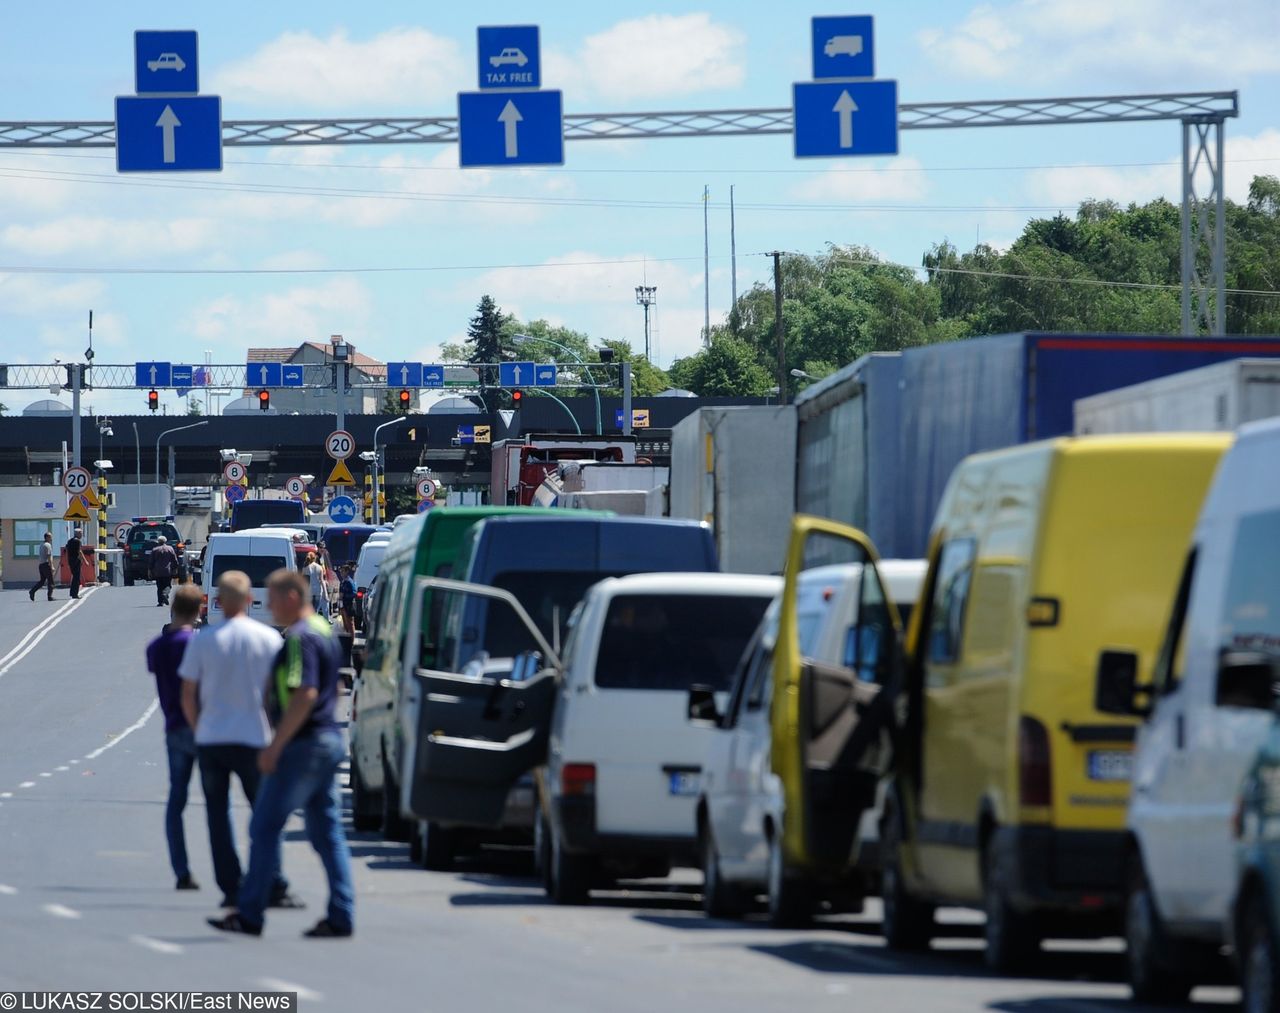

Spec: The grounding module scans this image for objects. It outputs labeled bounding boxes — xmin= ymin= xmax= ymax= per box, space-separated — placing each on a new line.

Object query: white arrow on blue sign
xmin=422 ymin=365 xmax=445 ymax=388
xmin=534 ymin=364 xmax=558 ymax=386
xmin=116 ymin=95 xmax=222 ymax=173
xmin=792 ymin=80 xmax=898 ymax=158
xmin=247 ymin=362 xmax=283 ymax=387
xmin=498 ymin=361 xmax=535 ymax=387
xmin=327 ymin=496 xmax=358 ymax=522
xmin=135 ymin=361 xmax=172 ymax=387
xmin=387 ymin=362 xmax=422 ymax=388
xmin=458 ymin=91 xmax=563 ymax=168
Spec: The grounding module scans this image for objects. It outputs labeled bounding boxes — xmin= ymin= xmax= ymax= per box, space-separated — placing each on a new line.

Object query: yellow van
xmin=878 ymin=434 xmax=1230 ymax=970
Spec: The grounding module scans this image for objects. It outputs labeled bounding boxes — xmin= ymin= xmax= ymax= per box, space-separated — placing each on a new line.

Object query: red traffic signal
xmin=398 ymin=389 xmax=412 ymax=408
xmin=147 ymin=389 xmax=159 ymax=412
xmin=511 ymin=389 xmax=523 ymax=405
xmin=257 ymin=389 xmax=270 ymax=411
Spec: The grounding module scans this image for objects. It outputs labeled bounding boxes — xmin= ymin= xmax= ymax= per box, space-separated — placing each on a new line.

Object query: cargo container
xmin=1074 ymin=357 xmax=1280 ymax=434
xmin=795 ymin=333 xmax=1280 ymax=558
xmin=669 ymin=405 xmax=796 ymax=575
xmin=490 ymin=435 xmax=636 ymax=506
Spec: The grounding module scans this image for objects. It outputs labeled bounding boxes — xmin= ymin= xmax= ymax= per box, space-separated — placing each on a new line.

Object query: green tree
xmin=598 ymin=339 xmax=670 ymax=396
xmin=464 ymin=294 xmax=511 ymax=413
xmin=669 ymin=332 xmax=775 ymax=396
xmin=186 ymin=400 xmax=203 ymax=417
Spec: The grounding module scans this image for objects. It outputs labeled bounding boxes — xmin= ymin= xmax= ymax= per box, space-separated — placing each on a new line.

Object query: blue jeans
xmin=238 ymin=731 xmax=353 ymax=933
xmin=164 ymin=728 xmax=198 ymax=881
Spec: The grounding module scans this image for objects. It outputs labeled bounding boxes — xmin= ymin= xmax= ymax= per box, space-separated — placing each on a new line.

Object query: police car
xmin=122 ymin=516 xmax=185 ymax=585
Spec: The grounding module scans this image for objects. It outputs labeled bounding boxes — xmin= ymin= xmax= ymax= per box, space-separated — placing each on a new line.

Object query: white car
xmin=489 ymin=47 xmax=528 ymax=68
xmin=539 ymin=573 xmax=780 ymax=904
xmin=1095 ymin=417 xmax=1280 ymax=1002
xmin=147 ymin=53 xmax=186 ymax=72
xmin=696 ymin=559 xmax=925 ymax=924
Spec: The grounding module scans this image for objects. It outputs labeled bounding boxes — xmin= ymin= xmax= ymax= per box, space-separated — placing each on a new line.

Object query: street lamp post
xmin=131 ymin=422 xmax=142 ymax=517
xmin=371 ymin=417 xmax=407 ymax=525
xmin=512 ymin=334 xmax=602 ymax=435
xmin=156 ymin=420 xmax=209 ymax=487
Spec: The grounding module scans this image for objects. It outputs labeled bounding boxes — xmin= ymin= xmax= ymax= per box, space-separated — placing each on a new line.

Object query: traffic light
xmin=147 ymin=389 xmax=159 ymax=412
xmin=257 ymin=389 xmax=270 ymax=411
xmin=511 ymin=389 xmax=524 ymax=406
xmin=398 ymin=389 xmax=412 ymax=409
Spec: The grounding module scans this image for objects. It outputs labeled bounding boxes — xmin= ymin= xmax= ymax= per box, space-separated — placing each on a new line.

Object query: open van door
xmin=771 ymin=515 xmax=904 ymax=874
xmin=397 ymin=577 xmax=562 ymax=828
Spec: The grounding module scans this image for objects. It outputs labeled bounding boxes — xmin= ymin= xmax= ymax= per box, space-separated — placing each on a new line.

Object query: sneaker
xmin=175 ymin=875 xmax=199 ymax=891
xmin=303 ymin=919 xmax=352 ymax=939
xmin=207 ymin=913 xmax=261 ymax=937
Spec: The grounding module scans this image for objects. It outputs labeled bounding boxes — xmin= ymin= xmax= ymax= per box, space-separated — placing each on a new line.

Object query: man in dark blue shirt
xmin=145 ymin=584 xmax=203 ymax=891
xmin=209 ymin=568 xmax=353 ymax=939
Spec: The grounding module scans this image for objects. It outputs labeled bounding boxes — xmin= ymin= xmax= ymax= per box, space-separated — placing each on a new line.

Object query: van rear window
xmin=594 ymin=593 xmax=772 ymax=693
xmin=482 ymin=571 xmax=614 ymax=660
xmin=210 ymin=554 xmax=291 ymax=587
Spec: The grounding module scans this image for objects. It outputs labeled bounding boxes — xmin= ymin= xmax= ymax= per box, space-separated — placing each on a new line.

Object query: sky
xmin=0 ymin=0 xmax=1278 ymax=416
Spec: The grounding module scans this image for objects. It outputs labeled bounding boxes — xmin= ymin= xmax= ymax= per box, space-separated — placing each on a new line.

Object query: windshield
xmin=129 ymin=526 xmax=179 ymax=546
xmin=323 ymin=528 xmax=377 ymax=565
xmin=210 ymin=553 xmax=290 ymax=587
xmin=231 ymin=500 xmax=305 ymax=532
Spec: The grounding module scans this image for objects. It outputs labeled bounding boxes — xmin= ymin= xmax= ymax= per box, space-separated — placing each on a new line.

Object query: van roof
xmin=592 ymin=572 xmax=781 ymax=597
xmin=206 ymin=530 xmax=296 ymax=549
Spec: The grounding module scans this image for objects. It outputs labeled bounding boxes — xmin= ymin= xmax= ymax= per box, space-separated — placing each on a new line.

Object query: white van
xmin=353 ymin=537 xmax=391 ymax=631
xmin=200 ymin=530 xmax=296 ymax=627
xmin=539 ymin=572 xmax=780 ymax=904
xmin=1095 ymin=418 xmax=1280 ymax=1002
xmin=697 ymin=560 xmax=926 ymax=923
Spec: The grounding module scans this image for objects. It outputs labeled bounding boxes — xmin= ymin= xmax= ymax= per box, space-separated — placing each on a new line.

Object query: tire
xmin=348 ymin=757 xmax=381 ymax=833
xmin=880 ymin=814 xmax=933 ymax=951
xmin=420 ymin=820 xmax=455 ymax=871
xmin=380 ymin=753 xmax=411 ymax=843
xmin=534 ymin=800 xmax=552 ymax=890
xmin=701 ymin=824 xmax=746 ymax=920
xmin=983 ymin=841 xmax=1040 ymax=973
xmin=1241 ymin=891 xmax=1280 ymax=1013
xmin=766 ymin=828 xmax=812 ymax=928
xmin=548 ymin=827 xmax=591 ymax=905
xmin=408 ymin=820 xmax=424 ymax=866
xmin=1125 ymin=859 xmax=1194 ymax=1004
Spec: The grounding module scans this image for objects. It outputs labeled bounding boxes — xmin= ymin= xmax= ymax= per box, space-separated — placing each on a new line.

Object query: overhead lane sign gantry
xmin=117 ymin=30 xmax=222 ymax=173
xmin=459 ymin=24 xmax=563 ymax=168
xmin=793 ymin=15 xmax=897 ymax=159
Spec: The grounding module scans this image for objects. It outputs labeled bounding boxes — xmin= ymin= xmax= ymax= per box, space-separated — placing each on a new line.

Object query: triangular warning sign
xmin=80 ymin=484 xmax=102 ymax=509
xmin=327 ymin=459 xmax=355 ymax=486
xmin=63 ymin=495 xmax=92 ymax=521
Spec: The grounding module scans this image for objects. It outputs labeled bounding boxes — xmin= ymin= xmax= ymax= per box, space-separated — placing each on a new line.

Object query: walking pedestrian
xmin=209 ymin=569 xmax=354 ymax=939
xmin=304 ymin=552 xmax=327 ymax=618
xmin=29 ymin=531 xmax=55 ymax=601
xmin=338 ymin=565 xmax=356 ymax=636
xmin=179 ymin=571 xmax=299 ymax=910
xmin=65 ymin=527 xmax=85 ymax=599
xmin=146 ymin=584 xmax=204 ymax=891
xmin=150 ymin=535 xmax=180 ymax=607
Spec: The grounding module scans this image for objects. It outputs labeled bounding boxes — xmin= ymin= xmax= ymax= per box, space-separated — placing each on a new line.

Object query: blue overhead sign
xmin=327 ymin=495 xmax=358 ymax=522
xmin=478 ymin=25 xmax=541 ymax=90
xmin=458 ymin=91 xmax=564 ymax=168
xmin=247 ymin=362 xmax=282 ymax=387
xmin=387 ymin=362 xmax=422 ymax=388
xmin=456 ymin=425 xmax=475 ymax=445
xmin=135 ymin=361 xmax=171 ymax=387
xmin=793 ymin=80 xmax=898 ymax=158
xmin=171 ymin=364 xmax=194 ymax=394
xmin=422 ymin=365 xmax=445 ymax=388
xmin=498 ymin=361 xmax=536 ymax=387
xmin=534 ymin=364 xmax=558 ymax=386
xmin=811 ymin=16 xmax=874 ymax=80
xmin=135 ymin=30 xmax=199 ymax=94
xmin=281 ymin=364 xmax=304 ymax=387
xmin=116 ymin=95 xmax=222 ymax=172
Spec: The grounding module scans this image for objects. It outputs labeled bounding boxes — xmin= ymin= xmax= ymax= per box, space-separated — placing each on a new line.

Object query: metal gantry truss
xmin=0 ymin=90 xmax=1240 ymax=335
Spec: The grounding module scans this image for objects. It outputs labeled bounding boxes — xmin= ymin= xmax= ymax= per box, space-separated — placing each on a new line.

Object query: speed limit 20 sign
xmin=326 ymin=430 xmax=355 ymax=460
xmin=62 ymin=466 xmax=92 ymax=495
xmin=284 ymin=476 xmax=308 ymax=499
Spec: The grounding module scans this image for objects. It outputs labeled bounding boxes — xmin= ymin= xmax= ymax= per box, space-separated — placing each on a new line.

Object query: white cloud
xmin=1 ymin=216 xmax=218 ymax=258
xmin=547 ymin=14 xmax=746 ymax=101
xmin=791 ymin=156 xmax=931 ymax=202
xmin=470 ymin=252 xmax=703 ymax=308
xmin=0 ymin=274 xmax=105 ymax=316
xmin=0 ymin=156 xmax=81 ymax=213
xmin=918 ymin=0 xmax=1280 ymax=84
xmin=186 ymin=278 xmax=373 ymax=346
xmin=211 ymin=27 xmax=466 ymax=109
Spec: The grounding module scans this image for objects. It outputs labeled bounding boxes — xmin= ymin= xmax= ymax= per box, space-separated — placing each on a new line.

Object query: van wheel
xmin=766 ymin=828 xmax=811 ymax=927
xmin=548 ymin=828 xmax=591 ymax=905
xmin=1241 ymin=891 xmax=1280 ymax=1013
xmin=348 ymin=758 xmax=381 ymax=832
xmin=983 ymin=843 xmax=1040 ymax=972
xmin=380 ymin=753 xmax=411 ymax=843
xmin=701 ymin=825 xmax=746 ymax=920
xmin=420 ymin=821 xmax=455 ymax=871
xmin=880 ymin=815 xmax=933 ymax=951
xmin=1126 ymin=861 xmax=1193 ymax=1003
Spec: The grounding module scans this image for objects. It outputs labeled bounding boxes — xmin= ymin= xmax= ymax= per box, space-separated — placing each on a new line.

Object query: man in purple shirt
xmin=145 ymin=584 xmax=204 ymax=891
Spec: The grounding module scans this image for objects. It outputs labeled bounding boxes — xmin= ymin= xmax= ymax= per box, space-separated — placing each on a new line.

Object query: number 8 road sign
xmin=223 ymin=461 xmax=246 ymax=483
xmin=285 ymin=476 xmax=307 ymax=498
xmin=415 ymin=477 xmax=438 ymax=499
xmin=63 ymin=466 xmax=92 ymax=495
xmin=326 ymin=430 xmax=355 ymax=460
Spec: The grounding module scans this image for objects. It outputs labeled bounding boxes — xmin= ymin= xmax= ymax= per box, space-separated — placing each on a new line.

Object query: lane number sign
xmin=326 ymin=430 xmax=355 ymax=460
xmin=223 ymin=461 xmax=246 ymax=483
xmin=63 ymin=466 xmax=92 ymax=495
xmin=415 ymin=477 xmax=438 ymax=499
xmin=284 ymin=476 xmax=308 ymax=498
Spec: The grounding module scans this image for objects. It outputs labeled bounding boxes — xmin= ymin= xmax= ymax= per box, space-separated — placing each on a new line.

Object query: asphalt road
xmin=0 ymin=585 xmax=1242 ymax=1011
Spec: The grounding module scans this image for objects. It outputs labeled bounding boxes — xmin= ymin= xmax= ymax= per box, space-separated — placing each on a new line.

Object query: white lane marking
xmin=55 ymin=766 xmax=68 ymax=772
xmin=38 ymin=772 xmax=51 ymax=778
xmin=0 ymin=587 xmax=98 ymax=680
xmin=0 ymin=792 xmax=11 ymax=798
xmin=18 ymin=782 xmax=34 ymax=789
xmin=0 ymin=884 xmax=16 ymax=895
xmin=258 ymin=979 xmax=324 ymax=1002
xmin=43 ymin=903 xmax=81 ymax=919
xmin=131 ymin=935 xmax=184 ymax=955
xmin=84 ymin=700 xmax=159 ymax=761
xmin=68 ymin=759 xmax=79 ymax=765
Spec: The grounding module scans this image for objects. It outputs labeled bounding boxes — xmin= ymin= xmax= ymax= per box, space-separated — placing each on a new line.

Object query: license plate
xmin=668 ymin=771 xmax=700 ymax=797
xmin=1087 ymin=750 xmax=1132 ymax=782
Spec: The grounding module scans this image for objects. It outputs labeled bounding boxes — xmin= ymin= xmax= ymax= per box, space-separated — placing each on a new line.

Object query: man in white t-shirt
xmin=179 ymin=570 xmax=298 ymax=909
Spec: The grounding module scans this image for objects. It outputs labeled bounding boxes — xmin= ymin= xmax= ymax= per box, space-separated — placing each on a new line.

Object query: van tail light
xmin=356 ymin=590 xmax=364 ymax=599
xmin=1018 ymin=715 xmax=1052 ymax=807
xmin=561 ymin=763 xmax=596 ymax=798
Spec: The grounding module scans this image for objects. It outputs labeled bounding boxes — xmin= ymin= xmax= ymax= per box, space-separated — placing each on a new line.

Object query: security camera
xmin=412 ymin=466 xmax=432 ymax=478
xmin=219 ymin=449 xmax=239 ymax=462
xmin=358 ymin=451 xmax=377 ymax=463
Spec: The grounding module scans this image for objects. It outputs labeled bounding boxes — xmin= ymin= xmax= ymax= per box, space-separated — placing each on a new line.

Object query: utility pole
xmin=729 ymin=185 xmax=738 ymax=312
xmin=332 ymin=335 xmax=348 ymax=435
xmin=635 ymin=286 xmax=657 ymax=362
xmin=70 ymin=363 xmax=83 ymax=468
xmin=702 ymin=184 xmax=711 ymax=346
xmin=621 ymin=362 xmax=633 ymax=436
xmin=772 ymin=251 xmax=786 ymax=407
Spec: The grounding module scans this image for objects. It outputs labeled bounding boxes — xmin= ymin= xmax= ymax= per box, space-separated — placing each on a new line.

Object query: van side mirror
xmin=1215 ymin=652 xmax=1280 ymax=711
xmin=1094 ymin=650 xmax=1151 ymax=718
xmin=687 ymin=684 xmax=721 ymax=725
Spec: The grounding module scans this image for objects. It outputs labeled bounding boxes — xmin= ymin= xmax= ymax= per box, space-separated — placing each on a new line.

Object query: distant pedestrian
xmin=151 ymin=535 xmax=180 ymax=607
xmin=209 ymin=569 xmax=354 ymax=939
xmin=65 ymin=527 xmax=85 ymax=599
xmin=338 ymin=565 xmax=356 ymax=636
xmin=146 ymin=584 xmax=204 ymax=891
xmin=179 ymin=571 xmax=298 ymax=910
xmin=29 ymin=532 xmax=55 ymax=602
xmin=304 ymin=552 xmax=327 ymax=618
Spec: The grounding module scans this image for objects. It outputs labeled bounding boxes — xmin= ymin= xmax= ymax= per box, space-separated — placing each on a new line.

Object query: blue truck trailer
xmin=795 ymin=332 xmax=1280 ymax=558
